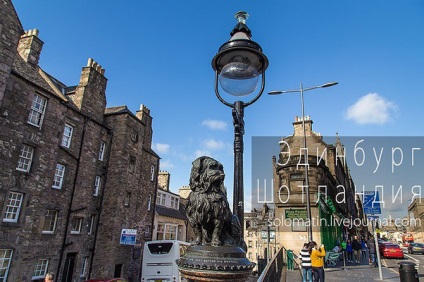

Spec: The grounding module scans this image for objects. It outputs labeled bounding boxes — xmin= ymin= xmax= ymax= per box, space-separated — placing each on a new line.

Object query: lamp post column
xmin=300 ymin=83 xmax=313 ymax=242
xmin=233 ymin=101 xmax=245 ymax=229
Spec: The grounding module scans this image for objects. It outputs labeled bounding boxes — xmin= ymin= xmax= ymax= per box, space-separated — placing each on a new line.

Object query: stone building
xmin=271 ymin=116 xmax=363 ymax=254
xmin=153 ymin=171 xmax=188 ymax=242
xmin=244 ymin=206 xmax=277 ymax=275
xmin=407 ymin=198 xmax=424 ymax=242
xmin=0 ymin=1 xmax=159 ymax=281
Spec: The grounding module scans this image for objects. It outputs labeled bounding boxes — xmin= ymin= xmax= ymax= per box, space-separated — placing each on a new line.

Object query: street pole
xmin=269 ymin=81 xmax=338 ymax=243
xmin=233 ymin=101 xmax=245 ymax=232
xmin=300 ymin=83 xmax=313 ymax=242
xmin=212 ymin=12 xmax=269 ymax=239
xmin=373 ymin=218 xmax=383 ymax=280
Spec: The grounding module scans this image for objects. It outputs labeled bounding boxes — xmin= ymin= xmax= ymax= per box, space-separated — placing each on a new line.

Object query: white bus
xmin=141 ymin=240 xmax=190 ymax=282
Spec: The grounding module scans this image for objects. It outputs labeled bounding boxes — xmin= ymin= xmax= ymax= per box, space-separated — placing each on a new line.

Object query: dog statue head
xmin=189 ymin=156 xmax=226 ymax=194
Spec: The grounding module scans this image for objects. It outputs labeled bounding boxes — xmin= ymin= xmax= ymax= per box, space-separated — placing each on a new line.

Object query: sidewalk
xmin=324 ymin=259 xmax=399 ymax=281
xmin=285 ymin=258 xmax=400 ymax=282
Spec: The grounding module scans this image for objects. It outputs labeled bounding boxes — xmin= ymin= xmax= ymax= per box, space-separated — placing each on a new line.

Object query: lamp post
xmin=212 ymin=11 xmax=269 ymax=237
xmin=268 ymin=82 xmax=338 ymax=242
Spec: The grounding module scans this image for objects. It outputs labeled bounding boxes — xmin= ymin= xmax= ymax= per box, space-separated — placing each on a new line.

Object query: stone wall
xmin=0 ymin=1 xmax=159 ymax=281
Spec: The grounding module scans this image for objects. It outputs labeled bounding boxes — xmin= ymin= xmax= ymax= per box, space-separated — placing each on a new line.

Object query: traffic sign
xmin=120 ymin=229 xmax=137 ymax=245
xmin=363 ymin=191 xmax=381 ymax=215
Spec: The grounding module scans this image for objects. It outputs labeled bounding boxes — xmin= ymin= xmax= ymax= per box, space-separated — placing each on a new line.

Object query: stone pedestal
xmin=176 ymin=245 xmax=254 ymax=282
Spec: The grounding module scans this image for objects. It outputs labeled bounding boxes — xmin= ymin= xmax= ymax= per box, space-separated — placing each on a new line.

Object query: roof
xmin=104 ymin=106 xmax=129 ymax=115
xmin=156 ymin=205 xmax=188 ymax=221
xmin=12 ymin=56 xmax=68 ymax=101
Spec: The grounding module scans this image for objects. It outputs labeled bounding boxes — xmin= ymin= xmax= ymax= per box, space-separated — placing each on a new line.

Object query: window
xmin=164 ymin=225 xmax=177 ymax=240
xmin=94 ymin=176 xmax=101 ymax=196
xmin=124 ymin=192 xmax=131 ymax=207
xmin=61 ymin=124 xmax=73 ymax=148
xmin=129 ymin=156 xmax=136 ymax=172
xmin=157 ymin=224 xmax=178 ymax=240
xmin=16 ymin=144 xmax=34 ymax=172
xmin=0 ymin=249 xmax=13 ymax=281
xmin=290 ymin=173 xmax=304 ymax=180
xmin=3 ymin=192 xmax=24 ymax=222
xmin=157 ymin=224 xmax=164 ymax=240
xmin=150 ymin=165 xmax=155 ymax=181
xmin=32 ymin=259 xmax=49 ymax=280
xmin=147 ymin=194 xmax=152 ymax=211
xmin=144 ymin=225 xmax=151 ymax=238
xmin=130 ymin=130 xmax=138 ymax=143
xmin=156 ymin=192 xmax=166 ymax=206
xmin=170 ymin=196 xmax=179 ymax=209
xmin=98 ymin=141 xmax=106 ymax=161
xmin=52 ymin=163 xmax=66 ymax=189
xmin=42 ymin=210 xmax=58 ymax=234
xmin=88 ymin=214 xmax=96 ymax=235
xmin=28 ymin=94 xmax=47 ymax=127
xmin=80 ymin=256 xmax=88 ymax=277
xmin=70 ymin=217 xmax=83 ymax=234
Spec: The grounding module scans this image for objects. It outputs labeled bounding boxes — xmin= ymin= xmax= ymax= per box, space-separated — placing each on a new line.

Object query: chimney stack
xmin=17 ymin=29 xmax=44 ymax=68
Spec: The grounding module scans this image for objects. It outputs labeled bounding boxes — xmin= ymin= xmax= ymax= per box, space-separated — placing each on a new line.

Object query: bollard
xmin=287 ymin=250 xmax=294 ymax=270
xmin=399 ymin=261 xmax=419 ymax=282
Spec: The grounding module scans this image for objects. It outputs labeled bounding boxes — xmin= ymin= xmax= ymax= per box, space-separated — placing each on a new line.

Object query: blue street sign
xmin=363 ymin=191 xmax=381 ymax=215
xmin=120 ymin=229 xmax=137 ymax=245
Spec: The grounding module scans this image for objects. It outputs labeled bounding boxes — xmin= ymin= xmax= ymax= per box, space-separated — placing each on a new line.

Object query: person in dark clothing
xmin=299 ymin=242 xmax=313 ymax=282
xmin=346 ymin=239 xmax=353 ymax=262
xmin=352 ymin=236 xmax=362 ymax=263
xmin=368 ymin=238 xmax=378 ymax=267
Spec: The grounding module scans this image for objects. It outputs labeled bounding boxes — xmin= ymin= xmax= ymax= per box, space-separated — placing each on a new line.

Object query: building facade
xmin=407 ymin=198 xmax=424 ymax=242
xmin=244 ymin=207 xmax=277 ymax=275
xmin=0 ymin=1 xmax=159 ymax=281
xmin=153 ymin=171 xmax=188 ymax=242
xmin=271 ymin=116 xmax=363 ymax=254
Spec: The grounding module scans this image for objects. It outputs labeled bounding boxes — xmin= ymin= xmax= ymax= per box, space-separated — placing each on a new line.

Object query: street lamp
xmin=212 ymin=11 xmax=269 ymax=237
xmin=268 ymin=81 xmax=338 ymax=242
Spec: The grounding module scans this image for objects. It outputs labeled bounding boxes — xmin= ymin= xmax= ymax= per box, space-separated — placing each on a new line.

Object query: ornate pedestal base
xmin=176 ymin=245 xmax=254 ymax=282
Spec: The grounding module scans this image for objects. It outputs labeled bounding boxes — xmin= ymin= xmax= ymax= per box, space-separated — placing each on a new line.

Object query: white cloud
xmin=345 ymin=93 xmax=398 ymax=125
xmin=201 ymin=119 xmax=227 ymax=130
xmin=204 ymin=139 xmax=225 ymax=150
xmin=159 ymin=159 xmax=174 ymax=169
xmin=154 ymin=143 xmax=170 ymax=154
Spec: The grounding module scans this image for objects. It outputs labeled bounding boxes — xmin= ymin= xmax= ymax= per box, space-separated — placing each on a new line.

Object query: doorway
xmin=62 ymin=252 xmax=77 ymax=282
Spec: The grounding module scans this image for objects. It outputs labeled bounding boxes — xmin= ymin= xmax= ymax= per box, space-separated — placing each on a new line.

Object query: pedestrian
xmin=368 ymin=238 xmax=378 ymax=267
xmin=45 ymin=272 xmax=54 ymax=282
xmin=361 ymin=239 xmax=368 ymax=258
xmin=299 ymin=242 xmax=313 ymax=282
xmin=341 ymin=239 xmax=347 ymax=262
xmin=352 ymin=236 xmax=362 ymax=263
xmin=310 ymin=241 xmax=326 ymax=282
xmin=346 ymin=239 xmax=353 ymax=262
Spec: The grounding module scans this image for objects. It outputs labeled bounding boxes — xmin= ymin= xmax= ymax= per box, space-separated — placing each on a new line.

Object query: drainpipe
xmin=87 ymin=129 xmax=113 ymax=279
xmin=57 ymin=116 xmax=88 ymax=280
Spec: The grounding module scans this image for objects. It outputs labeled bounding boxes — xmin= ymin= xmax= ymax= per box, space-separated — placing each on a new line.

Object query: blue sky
xmin=13 ymin=1 xmax=424 ymax=219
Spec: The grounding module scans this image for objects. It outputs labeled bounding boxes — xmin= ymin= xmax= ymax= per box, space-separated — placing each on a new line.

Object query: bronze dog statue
xmin=186 ymin=156 xmax=246 ymax=250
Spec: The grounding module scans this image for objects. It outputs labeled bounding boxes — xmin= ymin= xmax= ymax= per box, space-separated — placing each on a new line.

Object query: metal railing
xmin=258 ymin=246 xmax=301 ymax=282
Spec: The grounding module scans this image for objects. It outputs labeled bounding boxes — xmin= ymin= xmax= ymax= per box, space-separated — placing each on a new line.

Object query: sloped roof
xmin=12 ymin=56 xmax=68 ymax=101
xmin=104 ymin=106 xmax=129 ymax=115
xmin=156 ymin=205 xmax=188 ymax=221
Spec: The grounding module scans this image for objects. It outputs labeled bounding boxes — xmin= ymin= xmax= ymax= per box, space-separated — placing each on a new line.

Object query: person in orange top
xmin=310 ymin=241 xmax=326 ymax=282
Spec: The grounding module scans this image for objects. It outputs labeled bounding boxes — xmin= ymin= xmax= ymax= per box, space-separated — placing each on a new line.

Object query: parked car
xmin=408 ymin=243 xmax=424 ymax=254
xmin=380 ymin=243 xmax=404 ymax=259
xmin=84 ymin=279 xmax=127 ymax=282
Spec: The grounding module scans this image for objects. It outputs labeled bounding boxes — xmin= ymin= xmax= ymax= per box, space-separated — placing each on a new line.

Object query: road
xmin=381 ymin=247 xmax=423 ymax=278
